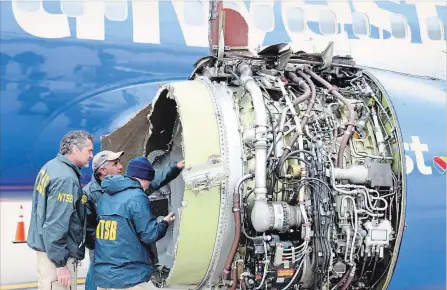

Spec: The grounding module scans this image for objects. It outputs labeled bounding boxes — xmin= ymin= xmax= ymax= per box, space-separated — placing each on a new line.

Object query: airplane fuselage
xmin=0 ymin=0 xmax=445 ymax=289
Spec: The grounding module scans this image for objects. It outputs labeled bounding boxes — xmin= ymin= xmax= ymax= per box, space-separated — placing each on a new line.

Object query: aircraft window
xmin=352 ymin=12 xmax=370 ymax=37
xmin=104 ymin=0 xmax=128 ymax=22
xmin=15 ymin=0 xmax=40 ymax=13
xmin=390 ymin=14 xmax=407 ymax=39
xmin=427 ymin=17 xmax=443 ymax=41
xmin=319 ymin=10 xmax=337 ymax=35
xmin=286 ymin=7 xmax=305 ymax=33
xmin=60 ymin=0 xmax=84 ymax=17
xmin=253 ymin=5 xmax=274 ymax=32
xmin=184 ymin=0 xmax=205 ymax=27
xmin=223 ymin=2 xmax=239 ymax=12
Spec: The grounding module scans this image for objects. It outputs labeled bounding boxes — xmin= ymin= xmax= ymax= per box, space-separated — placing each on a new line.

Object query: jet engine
xmin=102 ymin=44 xmax=406 ymax=290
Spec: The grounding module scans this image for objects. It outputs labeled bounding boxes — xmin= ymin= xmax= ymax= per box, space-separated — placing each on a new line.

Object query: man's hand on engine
xmin=176 ymin=160 xmax=185 ymax=169
xmin=163 ymin=212 xmax=175 ymax=225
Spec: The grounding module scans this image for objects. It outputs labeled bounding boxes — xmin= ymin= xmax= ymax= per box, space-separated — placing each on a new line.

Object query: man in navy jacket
xmin=84 ymin=151 xmax=183 ymax=290
xmin=94 ymin=156 xmax=177 ymax=289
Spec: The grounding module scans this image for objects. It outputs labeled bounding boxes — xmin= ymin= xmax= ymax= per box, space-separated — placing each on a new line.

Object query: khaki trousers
xmin=36 ymin=251 xmax=78 ymax=290
xmin=98 ymin=281 xmax=155 ymax=290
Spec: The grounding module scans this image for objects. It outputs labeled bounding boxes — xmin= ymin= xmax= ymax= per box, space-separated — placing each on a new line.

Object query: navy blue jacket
xmin=84 ymin=162 xmax=181 ymax=262
xmin=27 ymin=154 xmax=87 ymax=267
xmin=93 ymin=175 xmax=169 ymax=288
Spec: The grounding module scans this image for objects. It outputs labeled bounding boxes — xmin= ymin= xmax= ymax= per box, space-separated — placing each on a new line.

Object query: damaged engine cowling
xmin=102 ymin=46 xmax=406 ymax=290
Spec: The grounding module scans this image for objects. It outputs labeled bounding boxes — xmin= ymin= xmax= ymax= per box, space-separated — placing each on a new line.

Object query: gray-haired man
xmin=27 ymin=130 xmax=94 ymax=290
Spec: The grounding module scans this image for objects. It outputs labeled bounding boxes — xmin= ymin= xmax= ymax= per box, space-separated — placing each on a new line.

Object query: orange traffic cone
xmin=12 ymin=204 xmax=26 ymax=244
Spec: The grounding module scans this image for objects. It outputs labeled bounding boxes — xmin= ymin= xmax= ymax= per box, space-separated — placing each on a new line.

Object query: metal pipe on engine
xmin=279 ymin=79 xmax=305 ymax=171
xmin=237 ymin=64 xmax=268 ymax=195
xmin=267 ymin=105 xmax=288 ymax=158
xmin=236 ymin=64 xmax=270 ymax=233
xmin=371 ymin=106 xmax=387 ymax=156
xmin=341 ymin=195 xmax=358 ymax=263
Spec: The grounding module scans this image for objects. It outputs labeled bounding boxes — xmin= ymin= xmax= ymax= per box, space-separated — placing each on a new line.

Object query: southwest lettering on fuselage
xmin=10 ymin=0 xmax=446 ymax=46
xmin=96 ymin=219 xmax=118 ymax=241
xmin=404 ymin=136 xmax=443 ymax=175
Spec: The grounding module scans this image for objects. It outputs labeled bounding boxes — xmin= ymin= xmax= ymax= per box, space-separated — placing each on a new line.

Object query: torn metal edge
xmin=144 ymin=83 xmax=186 ymax=287
xmin=159 ymin=82 xmax=200 ymax=286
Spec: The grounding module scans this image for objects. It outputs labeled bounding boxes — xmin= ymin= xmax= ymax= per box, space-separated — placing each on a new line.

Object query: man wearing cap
xmin=84 ymin=152 xmax=184 ymax=290
xmin=94 ymin=156 xmax=177 ymax=290
xmin=83 ymin=150 xmax=125 ymax=290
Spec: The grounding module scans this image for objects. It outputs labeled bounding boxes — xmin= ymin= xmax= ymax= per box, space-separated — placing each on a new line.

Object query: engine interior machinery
xmin=102 ymin=43 xmax=406 ymax=290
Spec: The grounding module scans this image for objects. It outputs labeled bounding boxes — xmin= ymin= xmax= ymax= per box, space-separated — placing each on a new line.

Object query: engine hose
xmin=223 ymin=174 xmax=254 ymax=279
xmin=340 ymin=266 xmax=356 ymax=290
xmin=295 ymin=70 xmax=317 ymax=127
xmin=288 ymin=149 xmax=317 ymax=159
xmin=330 ymin=267 xmax=351 ymax=290
xmin=285 ymin=71 xmax=311 ymax=105
xmin=228 ymin=267 xmax=238 ymax=290
xmin=276 ymin=70 xmax=316 ymax=174
xmin=305 ymin=68 xmax=355 ymax=168
xmin=240 ymin=274 xmax=247 ymax=290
